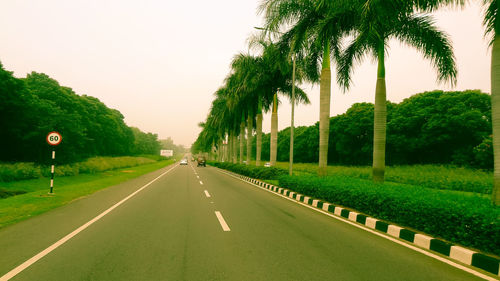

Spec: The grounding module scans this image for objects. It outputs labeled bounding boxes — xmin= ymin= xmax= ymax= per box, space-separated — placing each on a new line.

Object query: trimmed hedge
xmin=210 ymin=162 xmax=499 ymax=256
xmin=209 ymin=161 xmax=287 ymax=180
xmin=278 ymin=175 xmax=500 ymax=256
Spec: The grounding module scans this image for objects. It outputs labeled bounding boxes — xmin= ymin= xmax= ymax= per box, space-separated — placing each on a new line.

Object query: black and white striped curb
xmin=217 ymin=168 xmax=500 ymax=277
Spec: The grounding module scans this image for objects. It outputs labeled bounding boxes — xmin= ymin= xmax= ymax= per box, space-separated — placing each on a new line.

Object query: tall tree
xmin=253 ymin=38 xmax=309 ymax=166
xmin=230 ymin=41 xmax=309 ymax=166
xmin=338 ymin=0 xmax=457 ymax=182
xmin=260 ymin=0 xmax=354 ymax=175
xmin=481 ymin=0 xmax=500 ymax=205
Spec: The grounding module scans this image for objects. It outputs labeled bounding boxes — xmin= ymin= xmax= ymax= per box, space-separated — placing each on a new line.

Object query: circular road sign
xmin=46 ymin=131 xmax=62 ymax=146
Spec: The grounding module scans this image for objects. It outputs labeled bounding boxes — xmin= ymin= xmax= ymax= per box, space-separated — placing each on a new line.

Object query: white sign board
xmin=160 ymin=150 xmax=173 ymax=157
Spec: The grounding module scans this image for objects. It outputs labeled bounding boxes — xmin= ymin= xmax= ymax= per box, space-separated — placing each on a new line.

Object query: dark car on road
xmin=197 ymin=156 xmax=206 ymax=167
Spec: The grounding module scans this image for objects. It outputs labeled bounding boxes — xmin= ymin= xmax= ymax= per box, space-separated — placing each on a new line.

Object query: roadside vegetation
xmin=192 ymin=0 xmax=500 ymax=258
xmin=0 ymin=156 xmax=161 ymax=182
xmin=0 ymin=59 xmax=187 ymax=220
xmin=209 ymin=161 xmax=499 ymax=256
xmin=192 ymin=1 xmax=500 ymax=206
xmin=0 ymin=64 xmax=185 ymax=165
xmin=273 ymin=162 xmax=492 ymax=194
xmin=0 ymin=158 xmax=176 ymax=228
xmin=0 ymin=155 xmax=178 ymax=199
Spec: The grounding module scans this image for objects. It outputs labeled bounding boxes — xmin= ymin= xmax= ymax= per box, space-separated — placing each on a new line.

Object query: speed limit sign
xmin=46 ymin=131 xmax=62 ymax=146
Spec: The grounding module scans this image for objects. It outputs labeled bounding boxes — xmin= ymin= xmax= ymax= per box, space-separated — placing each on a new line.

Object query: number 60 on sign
xmin=46 ymin=131 xmax=62 ymax=146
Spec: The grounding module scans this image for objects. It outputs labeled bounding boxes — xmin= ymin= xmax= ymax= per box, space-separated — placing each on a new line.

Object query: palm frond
xmin=337 ymin=32 xmax=371 ymax=91
xmin=483 ymin=0 xmax=499 ymax=45
xmin=395 ymin=13 xmax=457 ymax=85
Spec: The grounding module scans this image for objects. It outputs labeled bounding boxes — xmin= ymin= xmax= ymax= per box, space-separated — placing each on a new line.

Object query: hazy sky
xmin=0 ymin=1 xmax=490 ymax=147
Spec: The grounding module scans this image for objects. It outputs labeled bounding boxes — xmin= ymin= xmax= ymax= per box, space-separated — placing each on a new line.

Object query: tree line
xmin=249 ymin=90 xmax=491 ymax=169
xmin=193 ymin=0 xmax=500 ymax=205
xmin=0 ymin=62 xmax=167 ymax=164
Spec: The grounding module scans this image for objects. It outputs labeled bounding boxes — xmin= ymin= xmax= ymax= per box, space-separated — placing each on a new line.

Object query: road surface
xmin=0 ymin=162 xmax=492 ymax=280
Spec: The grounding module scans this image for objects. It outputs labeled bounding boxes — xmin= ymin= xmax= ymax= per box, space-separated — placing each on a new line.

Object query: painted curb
xmin=218 ymin=168 xmax=500 ymax=277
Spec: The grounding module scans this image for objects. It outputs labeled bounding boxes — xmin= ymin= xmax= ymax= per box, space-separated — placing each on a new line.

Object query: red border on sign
xmin=46 ymin=131 xmax=62 ymax=146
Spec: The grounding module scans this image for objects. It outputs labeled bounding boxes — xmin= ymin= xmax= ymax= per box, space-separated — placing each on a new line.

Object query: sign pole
xmin=49 ymin=150 xmax=55 ymax=194
xmin=46 ymin=131 xmax=62 ymax=195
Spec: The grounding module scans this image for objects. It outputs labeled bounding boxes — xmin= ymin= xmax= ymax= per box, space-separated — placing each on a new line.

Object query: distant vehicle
xmin=264 ymin=162 xmax=271 ymax=167
xmin=180 ymin=159 xmax=188 ymax=165
xmin=197 ymin=156 xmax=206 ymax=167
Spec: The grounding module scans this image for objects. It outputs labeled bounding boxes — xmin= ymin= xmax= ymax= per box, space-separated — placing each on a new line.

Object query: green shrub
xmin=76 ymin=157 xmax=156 ymax=174
xmin=278 ymin=174 xmax=500 ymax=256
xmin=209 ymin=162 xmax=287 ymax=180
xmin=0 ymin=188 xmax=27 ymax=198
xmin=136 ymin=154 xmax=171 ymax=161
xmin=1 ymin=156 xmax=159 ymax=181
xmin=0 ymin=163 xmax=42 ymax=182
xmin=54 ymin=164 xmax=80 ymax=177
xmin=473 ymin=136 xmax=493 ymax=170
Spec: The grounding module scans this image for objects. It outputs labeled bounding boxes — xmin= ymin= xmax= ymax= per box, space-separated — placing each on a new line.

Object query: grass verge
xmin=273 ymin=162 xmax=492 ymax=194
xmin=0 ymin=156 xmax=175 ymax=182
xmin=0 ymin=159 xmax=174 ymax=229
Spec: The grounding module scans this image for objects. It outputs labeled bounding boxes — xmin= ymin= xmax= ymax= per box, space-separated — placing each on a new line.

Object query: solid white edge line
xmin=0 ymin=164 xmax=179 ymax=281
xmin=215 ymin=211 xmax=230 ymax=231
xmin=216 ymin=168 xmax=497 ymax=281
xmin=204 ymin=190 xmax=211 ymax=198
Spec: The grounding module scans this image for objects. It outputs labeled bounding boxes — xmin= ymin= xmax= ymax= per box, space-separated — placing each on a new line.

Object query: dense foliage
xmin=209 ymin=161 xmax=287 ymax=180
xmin=0 ymin=62 xmax=163 ymax=163
xmin=253 ymin=90 xmax=492 ymax=169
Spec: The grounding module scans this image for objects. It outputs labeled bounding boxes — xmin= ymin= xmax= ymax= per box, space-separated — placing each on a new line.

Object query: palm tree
xmin=478 ymin=0 xmax=500 ymax=205
xmin=260 ymin=0 xmax=355 ymax=175
xmin=195 ymin=87 xmax=235 ymax=160
xmin=256 ymin=38 xmax=310 ymax=166
xmin=230 ymin=54 xmax=261 ymax=165
xmin=338 ymin=0 xmax=457 ymax=183
xmin=231 ymin=39 xmax=310 ymax=167
xmin=194 ymin=35 xmax=309 ymax=168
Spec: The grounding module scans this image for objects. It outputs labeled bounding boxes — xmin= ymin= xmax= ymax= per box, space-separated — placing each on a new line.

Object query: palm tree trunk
xmin=232 ymin=133 xmax=238 ymax=163
xmin=230 ymin=130 xmax=233 ymax=163
xmin=289 ymin=54 xmax=296 ymax=176
xmin=491 ymin=35 xmax=500 ymax=206
xmin=225 ymin=134 xmax=229 ymax=162
xmin=373 ymin=47 xmax=387 ymax=183
xmin=247 ymin=115 xmax=253 ymax=165
xmin=270 ymin=93 xmax=278 ymax=166
xmin=318 ymin=43 xmax=331 ymax=176
xmin=219 ymin=140 xmax=223 ymax=161
xmin=224 ymin=134 xmax=227 ymax=162
xmin=256 ymin=113 xmax=263 ymax=166
xmin=240 ymin=121 xmax=245 ymax=164
xmin=217 ymin=141 xmax=221 ymax=161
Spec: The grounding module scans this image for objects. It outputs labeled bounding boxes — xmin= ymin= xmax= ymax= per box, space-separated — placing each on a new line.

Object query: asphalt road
xmin=0 ymin=162 xmax=491 ymax=281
